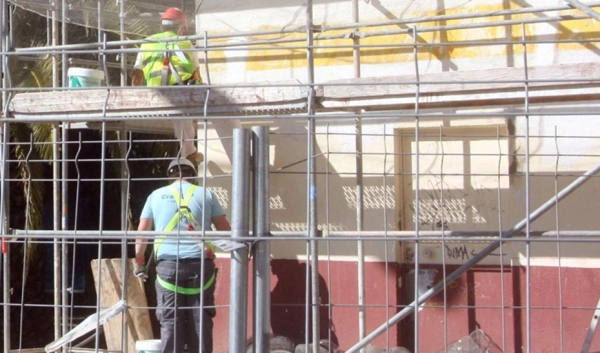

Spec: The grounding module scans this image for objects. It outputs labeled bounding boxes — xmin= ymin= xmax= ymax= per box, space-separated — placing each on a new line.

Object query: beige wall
xmin=194 ymin=0 xmax=600 ymax=83
xmin=194 ymin=0 xmax=600 ymax=265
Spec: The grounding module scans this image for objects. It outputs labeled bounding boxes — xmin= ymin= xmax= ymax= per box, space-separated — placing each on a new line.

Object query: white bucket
xmin=67 ymin=67 xmax=105 ymax=88
xmin=135 ymin=339 xmax=162 ymax=353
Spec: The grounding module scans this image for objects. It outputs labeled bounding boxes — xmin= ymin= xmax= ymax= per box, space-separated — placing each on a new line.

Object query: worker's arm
xmin=133 ymin=217 xmax=153 ymax=279
xmin=135 ymin=217 xmax=153 ymax=261
xmin=193 ymin=67 xmax=203 ymax=84
xmin=212 ymin=215 xmax=231 ymax=231
xmin=131 ymin=68 xmax=146 ymax=86
xmin=190 ymin=49 xmax=203 ymax=84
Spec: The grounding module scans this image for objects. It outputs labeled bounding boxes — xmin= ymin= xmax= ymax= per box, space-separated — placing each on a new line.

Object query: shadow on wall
xmin=270 ymin=258 xmax=339 ymax=348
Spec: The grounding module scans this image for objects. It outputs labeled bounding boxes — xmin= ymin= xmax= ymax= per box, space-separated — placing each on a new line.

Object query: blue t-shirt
xmin=140 ymin=181 xmax=225 ymax=261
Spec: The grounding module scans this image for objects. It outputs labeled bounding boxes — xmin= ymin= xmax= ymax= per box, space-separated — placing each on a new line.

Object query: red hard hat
xmin=161 ymin=7 xmax=188 ymax=31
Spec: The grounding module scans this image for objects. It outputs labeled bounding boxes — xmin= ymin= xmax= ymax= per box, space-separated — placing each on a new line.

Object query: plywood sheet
xmin=90 ymin=258 xmax=154 ymax=351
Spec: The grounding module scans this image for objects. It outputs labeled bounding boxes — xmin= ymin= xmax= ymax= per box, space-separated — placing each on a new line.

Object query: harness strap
xmin=165 ymin=185 xmax=197 ymax=231
xmin=153 ymin=184 xmax=197 ymax=256
xmin=157 ymin=269 xmax=216 ymax=295
xmin=147 ymin=66 xmax=189 ymax=80
xmin=155 ymin=184 xmax=217 ymax=294
xmin=154 ymin=183 xmax=216 ymax=259
xmin=168 ymin=61 xmax=185 ymax=85
xmin=150 ymin=41 xmax=192 ymax=86
xmin=166 ymin=184 xmax=217 ymax=257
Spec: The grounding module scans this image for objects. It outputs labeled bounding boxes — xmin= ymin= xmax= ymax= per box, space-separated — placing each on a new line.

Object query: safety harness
xmin=141 ymin=32 xmax=197 ymax=86
xmin=154 ymin=184 xmax=216 ymax=295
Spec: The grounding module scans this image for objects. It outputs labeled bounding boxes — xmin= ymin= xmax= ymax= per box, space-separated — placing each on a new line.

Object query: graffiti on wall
xmin=444 ymin=243 xmax=506 ymax=261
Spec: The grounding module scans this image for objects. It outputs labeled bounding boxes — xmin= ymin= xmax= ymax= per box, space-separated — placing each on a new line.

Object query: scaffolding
xmin=3 ymin=0 xmax=600 ymax=353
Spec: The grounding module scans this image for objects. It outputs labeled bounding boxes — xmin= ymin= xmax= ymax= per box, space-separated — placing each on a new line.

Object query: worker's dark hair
xmin=167 ymin=165 xmax=196 ymax=178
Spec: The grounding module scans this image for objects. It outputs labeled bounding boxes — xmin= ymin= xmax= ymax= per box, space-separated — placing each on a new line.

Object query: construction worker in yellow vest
xmin=131 ymin=7 xmax=204 ymax=166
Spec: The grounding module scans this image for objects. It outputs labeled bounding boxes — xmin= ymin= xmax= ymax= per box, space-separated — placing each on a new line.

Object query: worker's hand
xmin=133 ymin=256 xmax=147 ymax=280
xmin=133 ymin=263 xmax=148 ymax=280
xmin=131 ymin=69 xmax=146 ymax=86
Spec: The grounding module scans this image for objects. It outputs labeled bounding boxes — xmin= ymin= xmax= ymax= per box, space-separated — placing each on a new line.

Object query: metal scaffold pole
xmin=51 ymin=0 xmax=61 ymax=343
xmin=1 ymin=0 xmax=9 ymax=351
xmin=116 ymin=3 xmax=132 ymax=352
xmin=411 ymin=25 xmax=422 ymax=353
xmin=229 ymin=128 xmax=251 ymax=353
xmin=305 ymin=1 xmax=320 ymax=352
xmin=351 ymin=0 xmax=366 ymax=350
xmin=252 ymin=126 xmax=271 ymax=353
xmin=60 ymin=0 xmax=69 ymax=339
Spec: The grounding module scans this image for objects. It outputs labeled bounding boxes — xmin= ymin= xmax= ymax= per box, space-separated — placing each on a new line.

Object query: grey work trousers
xmin=155 ymin=259 xmax=216 ymax=353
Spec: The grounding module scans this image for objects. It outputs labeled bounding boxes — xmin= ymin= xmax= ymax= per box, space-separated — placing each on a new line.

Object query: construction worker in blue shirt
xmin=134 ymin=157 xmax=230 ymax=353
xmin=131 ymin=7 xmax=204 ymax=166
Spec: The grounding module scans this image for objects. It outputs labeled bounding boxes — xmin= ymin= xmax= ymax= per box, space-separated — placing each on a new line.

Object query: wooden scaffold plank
xmin=7 ymin=84 xmax=311 ymax=121
xmin=318 ymin=61 xmax=600 ymax=111
xmin=5 ymin=62 xmax=600 ymax=132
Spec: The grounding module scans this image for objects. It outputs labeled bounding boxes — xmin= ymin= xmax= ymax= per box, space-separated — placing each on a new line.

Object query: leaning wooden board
xmin=90 ymin=258 xmax=154 ymax=351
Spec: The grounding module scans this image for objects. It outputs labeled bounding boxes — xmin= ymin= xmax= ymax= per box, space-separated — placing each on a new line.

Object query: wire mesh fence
xmin=2 ymin=1 xmax=600 ymax=353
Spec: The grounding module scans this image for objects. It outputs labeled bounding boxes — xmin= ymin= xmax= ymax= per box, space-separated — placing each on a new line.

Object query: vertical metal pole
xmin=351 ymin=0 xmax=366 ymax=350
xmin=497 ymin=128 xmax=507 ymax=352
xmin=355 ymin=117 xmax=366 ymax=349
xmin=93 ymin=8 xmax=109 ymax=342
xmin=252 ymin=126 xmax=271 ymax=353
xmin=229 ymin=128 xmax=251 ymax=353
xmin=52 ymin=138 xmax=60 ymax=341
xmin=61 ymin=0 xmax=67 ymax=84
xmin=412 ymin=26 xmax=421 ymax=353
xmin=120 ymin=0 xmax=127 ymax=87
xmin=120 ymin=129 xmax=131 ymax=353
xmin=51 ymin=1 xmax=61 ymax=342
xmin=522 ymin=23 xmax=532 ymax=353
xmin=94 ymin=113 xmax=108 ymax=352
xmin=108 ymin=2 xmax=131 ymax=350
xmin=553 ymin=127 xmax=565 ymax=353
xmin=1 ymin=1 xmax=9 ymax=351
xmin=0 ymin=156 xmax=7 ymax=353
xmin=60 ymin=0 xmax=69 ymax=339
xmin=304 ymin=1 xmax=320 ymax=352
xmin=120 ymin=131 xmax=129 ymax=353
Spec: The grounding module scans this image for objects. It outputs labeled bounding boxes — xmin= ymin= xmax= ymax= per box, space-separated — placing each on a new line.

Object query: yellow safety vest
xmin=140 ymin=31 xmax=196 ymax=86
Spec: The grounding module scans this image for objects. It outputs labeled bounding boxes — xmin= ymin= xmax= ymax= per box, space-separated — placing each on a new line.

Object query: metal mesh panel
xmin=4 ymin=1 xmax=600 ymax=353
